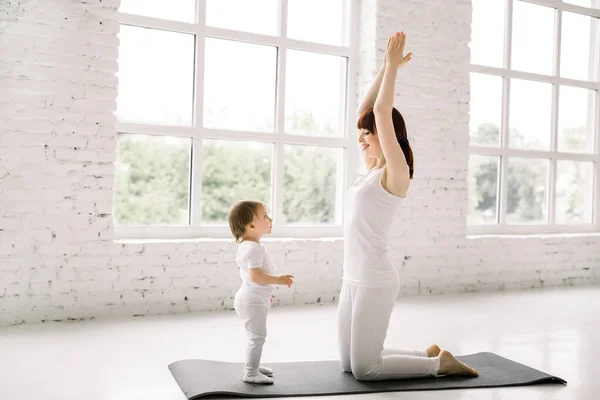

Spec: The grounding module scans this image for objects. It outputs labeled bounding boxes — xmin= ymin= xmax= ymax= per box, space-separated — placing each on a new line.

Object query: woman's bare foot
xmin=426 ymin=344 xmax=441 ymax=357
xmin=438 ymin=350 xmax=478 ymax=376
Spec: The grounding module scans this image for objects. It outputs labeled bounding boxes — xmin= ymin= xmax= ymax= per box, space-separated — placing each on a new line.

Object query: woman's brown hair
xmin=357 ymin=107 xmax=414 ymax=179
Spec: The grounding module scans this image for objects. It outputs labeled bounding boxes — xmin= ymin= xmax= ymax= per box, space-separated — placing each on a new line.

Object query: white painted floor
xmin=1 ymin=286 xmax=598 ymax=400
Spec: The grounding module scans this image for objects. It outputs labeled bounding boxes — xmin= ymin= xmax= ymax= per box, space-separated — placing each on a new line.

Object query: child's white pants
xmin=234 ymin=287 xmax=270 ymax=373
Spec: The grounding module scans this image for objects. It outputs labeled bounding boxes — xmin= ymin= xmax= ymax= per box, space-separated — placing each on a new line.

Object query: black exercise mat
xmin=168 ymin=352 xmax=566 ymax=399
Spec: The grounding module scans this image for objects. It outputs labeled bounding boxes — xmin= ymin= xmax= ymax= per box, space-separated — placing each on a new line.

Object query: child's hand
xmin=277 ymin=274 xmax=294 ymax=288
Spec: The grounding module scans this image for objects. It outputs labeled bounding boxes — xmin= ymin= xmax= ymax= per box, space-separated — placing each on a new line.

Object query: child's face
xmin=251 ymin=205 xmax=273 ymax=236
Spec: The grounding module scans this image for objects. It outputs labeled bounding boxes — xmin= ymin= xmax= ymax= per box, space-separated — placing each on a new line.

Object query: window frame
xmin=468 ymin=0 xmax=600 ymax=235
xmin=114 ymin=0 xmax=360 ymax=240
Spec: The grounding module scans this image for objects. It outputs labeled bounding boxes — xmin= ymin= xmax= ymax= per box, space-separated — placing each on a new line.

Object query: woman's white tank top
xmin=343 ymin=167 xmax=404 ymax=287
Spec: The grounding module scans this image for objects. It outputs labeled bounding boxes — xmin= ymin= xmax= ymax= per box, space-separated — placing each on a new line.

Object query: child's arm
xmin=249 ymin=268 xmax=294 ymax=287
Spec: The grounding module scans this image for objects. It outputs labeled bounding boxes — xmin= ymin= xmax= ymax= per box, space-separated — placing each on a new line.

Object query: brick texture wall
xmin=0 ymin=0 xmax=598 ymax=327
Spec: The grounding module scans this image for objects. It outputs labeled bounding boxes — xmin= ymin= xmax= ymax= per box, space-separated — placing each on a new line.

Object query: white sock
xmin=259 ymin=366 xmax=273 ymax=376
xmin=243 ymin=370 xmax=274 ymax=384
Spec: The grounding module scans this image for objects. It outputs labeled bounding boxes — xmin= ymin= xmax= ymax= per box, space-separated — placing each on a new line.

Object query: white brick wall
xmin=0 ymin=0 xmax=598 ymax=327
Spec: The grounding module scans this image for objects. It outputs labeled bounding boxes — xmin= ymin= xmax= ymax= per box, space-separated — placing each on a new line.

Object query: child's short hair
xmin=228 ymin=200 xmax=264 ymax=243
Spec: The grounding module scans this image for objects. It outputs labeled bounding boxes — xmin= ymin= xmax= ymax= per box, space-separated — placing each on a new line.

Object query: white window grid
xmin=114 ymin=0 xmax=360 ymax=240
xmin=469 ymin=0 xmax=600 ymax=235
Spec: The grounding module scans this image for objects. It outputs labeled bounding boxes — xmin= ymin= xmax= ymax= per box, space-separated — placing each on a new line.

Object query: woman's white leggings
xmin=337 ymin=280 xmax=440 ymax=381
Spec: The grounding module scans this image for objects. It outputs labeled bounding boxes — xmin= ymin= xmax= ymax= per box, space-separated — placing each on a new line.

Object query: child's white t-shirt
xmin=236 ymin=241 xmax=276 ymax=297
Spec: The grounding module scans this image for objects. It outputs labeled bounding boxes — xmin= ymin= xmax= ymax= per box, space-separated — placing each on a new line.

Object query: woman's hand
xmin=385 ymin=31 xmax=412 ymax=69
xmin=382 ymin=36 xmax=391 ymax=69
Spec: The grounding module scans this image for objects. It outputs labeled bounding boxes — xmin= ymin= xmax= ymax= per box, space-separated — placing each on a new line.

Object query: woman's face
xmin=358 ymin=129 xmax=382 ymax=159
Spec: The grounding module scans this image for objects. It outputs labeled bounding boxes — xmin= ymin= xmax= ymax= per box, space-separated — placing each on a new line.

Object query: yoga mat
xmin=168 ymin=352 xmax=566 ymax=399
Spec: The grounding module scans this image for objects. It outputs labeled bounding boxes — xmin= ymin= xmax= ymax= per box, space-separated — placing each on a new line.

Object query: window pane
xmin=468 ymin=155 xmax=500 ymax=224
xmin=206 ymin=0 xmax=278 ymax=36
xmin=285 ymin=50 xmax=346 ymax=137
xmin=561 ymin=12 xmax=598 ymax=81
xmin=558 ymin=86 xmax=596 ymax=153
xmin=287 ymin=0 xmax=347 ymax=46
xmin=563 ymin=0 xmax=599 ymax=8
xmin=283 ymin=145 xmax=343 ymax=224
xmin=119 ymin=0 xmax=196 ymax=23
xmin=117 ymin=26 xmax=194 ymax=126
xmin=511 ymin=1 xmax=555 ymax=75
xmin=203 ymin=38 xmax=277 ymax=132
xmin=509 ymin=79 xmax=552 ymax=150
xmin=470 ymin=0 xmax=505 ymax=67
xmin=470 ymin=73 xmax=503 ymax=146
xmin=202 ymin=140 xmax=272 ymax=223
xmin=507 ymin=158 xmax=549 ymax=224
xmin=114 ymin=134 xmax=191 ymax=225
xmin=556 ymin=161 xmax=594 ymax=224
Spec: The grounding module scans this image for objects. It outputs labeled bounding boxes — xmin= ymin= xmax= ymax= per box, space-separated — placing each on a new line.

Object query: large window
xmin=469 ymin=0 xmax=600 ymax=234
xmin=114 ymin=0 xmax=355 ymax=239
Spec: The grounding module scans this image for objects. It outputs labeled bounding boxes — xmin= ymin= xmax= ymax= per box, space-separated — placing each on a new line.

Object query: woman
xmin=337 ymin=31 xmax=478 ymax=381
